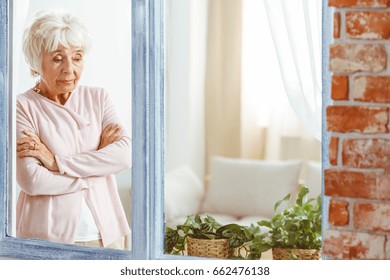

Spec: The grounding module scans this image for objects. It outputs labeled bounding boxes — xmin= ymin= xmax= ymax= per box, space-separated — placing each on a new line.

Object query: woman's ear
xmin=31 ymin=69 xmax=40 ymax=76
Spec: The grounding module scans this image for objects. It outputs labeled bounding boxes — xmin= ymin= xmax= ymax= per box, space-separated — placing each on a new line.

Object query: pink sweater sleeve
xmin=16 ymin=102 xmax=88 ymax=196
xmin=55 ymin=91 xmax=132 ymax=178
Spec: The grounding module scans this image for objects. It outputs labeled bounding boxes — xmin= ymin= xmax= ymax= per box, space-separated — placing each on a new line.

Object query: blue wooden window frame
xmin=0 ymin=0 xmax=331 ymax=260
xmin=0 ymin=0 xmax=164 ymax=260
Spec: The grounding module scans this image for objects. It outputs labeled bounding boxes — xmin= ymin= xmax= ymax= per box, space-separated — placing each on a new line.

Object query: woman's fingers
xmin=107 ymin=126 xmax=121 ymax=137
xmin=107 ymin=126 xmax=121 ymax=140
xmin=16 ymin=142 xmax=36 ymax=152
xmin=102 ymin=124 xmax=113 ymax=135
xmin=16 ymin=135 xmax=39 ymax=153
xmin=101 ymin=124 xmax=113 ymax=138
xmin=16 ymin=137 xmax=34 ymax=145
xmin=108 ymin=124 xmax=120 ymax=133
xmin=99 ymin=124 xmax=122 ymax=149
xmin=16 ymin=132 xmax=58 ymax=171
xmin=17 ymin=131 xmax=40 ymax=148
xmin=107 ymin=128 xmax=122 ymax=143
xmin=103 ymin=124 xmax=120 ymax=139
xmin=18 ymin=149 xmax=38 ymax=158
xmin=18 ymin=142 xmax=58 ymax=171
xmin=23 ymin=130 xmax=40 ymax=142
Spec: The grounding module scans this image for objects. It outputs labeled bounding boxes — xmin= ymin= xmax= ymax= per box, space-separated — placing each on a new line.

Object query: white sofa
xmin=164 ymin=156 xmax=321 ymax=229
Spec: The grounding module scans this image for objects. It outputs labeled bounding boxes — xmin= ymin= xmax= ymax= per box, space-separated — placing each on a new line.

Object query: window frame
xmin=152 ymin=0 xmax=332 ymax=260
xmin=0 ymin=0 xmax=331 ymax=260
xmin=0 ymin=0 xmax=164 ymax=260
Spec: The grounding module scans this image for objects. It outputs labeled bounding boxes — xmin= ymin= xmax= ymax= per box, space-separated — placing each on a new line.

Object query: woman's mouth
xmin=58 ymin=79 xmax=74 ymax=84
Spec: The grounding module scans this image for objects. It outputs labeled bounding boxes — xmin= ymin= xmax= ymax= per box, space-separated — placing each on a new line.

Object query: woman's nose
xmin=62 ymin=58 xmax=74 ymax=73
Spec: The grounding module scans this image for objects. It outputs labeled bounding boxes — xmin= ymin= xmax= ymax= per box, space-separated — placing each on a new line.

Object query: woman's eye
xmin=53 ymin=56 xmax=62 ymax=63
xmin=73 ymin=54 xmax=83 ymax=62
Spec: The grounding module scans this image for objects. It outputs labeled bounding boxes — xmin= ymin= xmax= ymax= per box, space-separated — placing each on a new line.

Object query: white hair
xmin=23 ymin=10 xmax=92 ymax=76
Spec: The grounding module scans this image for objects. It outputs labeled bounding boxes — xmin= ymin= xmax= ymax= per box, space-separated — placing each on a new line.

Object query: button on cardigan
xmin=16 ymin=85 xmax=131 ymax=247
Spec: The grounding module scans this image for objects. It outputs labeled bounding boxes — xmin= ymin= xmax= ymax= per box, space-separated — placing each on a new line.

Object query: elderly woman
xmin=15 ymin=10 xmax=131 ymax=249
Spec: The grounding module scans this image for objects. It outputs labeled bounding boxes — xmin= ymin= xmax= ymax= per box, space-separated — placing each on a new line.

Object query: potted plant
xmin=164 ymin=214 xmax=262 ymax=259
xmin=164 ymin=185 xmax=321 ymax=260
xmin=254 ymin=185 xmax=322 ymax=260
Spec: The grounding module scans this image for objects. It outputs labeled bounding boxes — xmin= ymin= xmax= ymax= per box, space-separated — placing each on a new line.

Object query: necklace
xmin=32 ymin=81 xmax=72 ymax=105
xmin=32 ymin=81 xmax=41 ymax=94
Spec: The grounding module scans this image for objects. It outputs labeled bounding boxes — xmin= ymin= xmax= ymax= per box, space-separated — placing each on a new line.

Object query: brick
xmin=326 ymin=106 xmax=388 ymax=133
xmin=324 ymin=169 xmax=377 ymax=198
xmin=353 ymin=76 xmax=390 ymax=103
xmin=334 ymin=12 xmax=341 ymax=39
xmin=354 ymin=202 xmax=390 ymax=232
xmin=329 ymin=200 xmax=349 ymax=226
xmin=332 ymin=76 xmax=349 ymax=100
xmin=329 ymin=137 xmax=339 ymax=165
xmin=347 ymin=12 xmax=390 ymax=40
xmin=343 ymin=139 xmax=390 ymax=169
xmin=377 ymin=173 xmax=390 ymax=200
xmin=329 ymin=0 xmax=390 ymax=7
xmin=324 ymin=229 xmax=386 ymax=259
xmin=330 ymin=44 xmax=387 ymax=73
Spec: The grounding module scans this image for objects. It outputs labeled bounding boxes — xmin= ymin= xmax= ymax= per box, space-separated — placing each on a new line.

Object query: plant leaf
xmin=257 ymin=220 xmax=272 ymax=228
xmin=274 ymin=193 xmax=291 ymax=212
xmin=296 ymin=185 xmax=310 ymax=206
xmin=217 ymin=224 xmax=241 ymax=233
xmin=194 ymin=214 xmax=202 ymax=224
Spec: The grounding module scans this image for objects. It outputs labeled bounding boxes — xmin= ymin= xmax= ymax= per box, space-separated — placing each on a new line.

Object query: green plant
xmin=253 ymin=185 xmax=322 ymax=258
xmin=164 ymin=185 xmax=321 ymax=260
xmin=164 ymin=214 xmax=262 ymax=259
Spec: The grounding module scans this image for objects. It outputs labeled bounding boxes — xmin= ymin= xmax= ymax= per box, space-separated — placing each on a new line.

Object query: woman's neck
xmin=43 ymin=92 xmax=71 ymax=105
xmin=33 ymin=83 xmax=72 ymax=105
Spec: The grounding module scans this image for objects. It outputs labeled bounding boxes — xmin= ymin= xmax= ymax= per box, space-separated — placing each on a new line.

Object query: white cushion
xmin=164 ymin=166 xmax=205 ymax=224
xmin=202 ymin=157 xmax=301 ymax=219
xmin=304 ymin=160 xmax=322 ymax=199
xmin=199 ymin=213 xmax=240 ymax=226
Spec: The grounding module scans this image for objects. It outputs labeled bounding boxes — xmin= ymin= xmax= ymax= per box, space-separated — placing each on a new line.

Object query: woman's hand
xmin=16 ymin=130 xmax=59 ymax=172
xmin=98 ymin=124 xmax=122 ymax=149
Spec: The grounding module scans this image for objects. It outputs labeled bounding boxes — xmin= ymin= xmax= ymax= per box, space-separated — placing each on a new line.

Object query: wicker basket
xmin=272 ymin=247 xmax=321 ymax=260
xmin=186 ymin=236 xmax=229 ymax=259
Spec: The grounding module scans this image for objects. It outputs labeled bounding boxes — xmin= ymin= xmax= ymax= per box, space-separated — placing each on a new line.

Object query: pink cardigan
xmin=16 ymin=85 xmax=131 ymax=247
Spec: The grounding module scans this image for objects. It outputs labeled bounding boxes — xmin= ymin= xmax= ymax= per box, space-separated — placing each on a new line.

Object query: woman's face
xmin=40 ymin=45 xmax=84 ymax=97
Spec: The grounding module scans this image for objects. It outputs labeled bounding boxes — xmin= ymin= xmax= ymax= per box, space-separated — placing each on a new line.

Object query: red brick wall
xmin=325 ymin=0 xmax=390 ymax=259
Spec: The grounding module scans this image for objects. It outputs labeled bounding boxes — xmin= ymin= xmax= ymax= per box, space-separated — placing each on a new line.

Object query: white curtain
xmin=165 ymin=0 xmax=208 ymax=180
xmin=263 ymin=0 xmax=322 ymax=141
xmin=242 ymin=0 xmax=321 ymax=161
